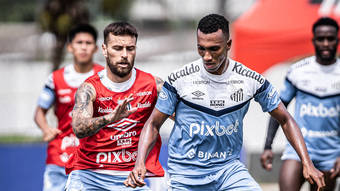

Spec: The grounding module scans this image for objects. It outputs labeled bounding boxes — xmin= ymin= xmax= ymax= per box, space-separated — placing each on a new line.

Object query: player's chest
xmin=56 ymin=88 xmax=77 ymax=106
xmin=94 ymin=88 xmax=156 ymax=115
xmin=294 ymin=72 xmax=340 ymax=95
xmin=179 ymin=78 xmax=252 ymax=109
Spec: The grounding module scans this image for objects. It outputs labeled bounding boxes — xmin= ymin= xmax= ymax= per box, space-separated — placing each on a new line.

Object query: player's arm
xmin=34 ymin=106 xmax=61 ymax=142
xmin=72 ymin=82 xmax=137 ymax=139
xmin=124 ymin=108 xmax=169 ymax=188
xmin=154 ymin=76 xmax=164 ymax=96
xmin=261 ymin=100 xmax=289 ymax=170
xmin=154 ymin=76 xmax=175 ymax=120
xmin=34 ymin=84 xmax=61 ymax=142
xmin=269 ymin=102 xmax=325 ymax=189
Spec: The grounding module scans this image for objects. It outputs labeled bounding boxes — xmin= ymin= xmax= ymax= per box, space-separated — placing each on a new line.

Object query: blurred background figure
xmin=33 ymin=23 xmax=103 ymax=191
xmin=0 ymin=0 xmax=339 ymax=191
xmin=261 ymin=17 xmax=340 ymax=191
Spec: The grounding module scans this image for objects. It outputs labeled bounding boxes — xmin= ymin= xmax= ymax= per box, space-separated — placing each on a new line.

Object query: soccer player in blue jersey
xmin=125 ymin=14 xmax=325 ymax=190
xmin=261 ymin=17 xmax=340 ymax=191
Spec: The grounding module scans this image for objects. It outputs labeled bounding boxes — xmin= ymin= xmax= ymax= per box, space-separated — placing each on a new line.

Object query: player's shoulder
xmin=135 ymin=67 xmax=155 ymax=80
xmin=50 ymin=64 xmax=73 ymax=85
xmin=134 ymin=68 xmax=159 ymax=90
xmin=53 ymin=64 xmax=71 ymax=74
xmin=229 ymin=59 xmax=266 ymax=86
xmin=93 ymin=63 xmax=104 ymax=71
xmin=85 ymin=69 xmax=101 ymax=83
xmin=288 ymin=56 xmax=314 ymax=73
xmin=167 ymin=59 xmax=201 ymax=86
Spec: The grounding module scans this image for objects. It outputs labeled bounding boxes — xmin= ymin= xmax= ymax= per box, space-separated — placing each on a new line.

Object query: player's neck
xmin=106 ymin=69 xmax=132 ymax=83
xmin=73 ymin=62 xmax=94 ymax=73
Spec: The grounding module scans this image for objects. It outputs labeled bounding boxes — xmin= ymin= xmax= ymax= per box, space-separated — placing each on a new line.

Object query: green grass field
xmin=0 ymin=135 xmax=41 ymax=143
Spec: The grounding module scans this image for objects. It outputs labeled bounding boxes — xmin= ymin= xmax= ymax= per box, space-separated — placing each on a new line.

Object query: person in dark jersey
xmin=34 ymin=23 xmax=103 ymax=191
xmin=261 ymin=17 xmax=340 ymax=191
xmin=125 ymin=14 xmax=325 ymax=191
xmin=65 ymin=22 xmax=165 ymax=191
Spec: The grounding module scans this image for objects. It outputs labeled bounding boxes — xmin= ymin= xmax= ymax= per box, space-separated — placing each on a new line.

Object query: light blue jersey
xmin=156 ymin=58 xmax=280 ymax=178
xmin=281 ymin=56 xmax=340 ymax=170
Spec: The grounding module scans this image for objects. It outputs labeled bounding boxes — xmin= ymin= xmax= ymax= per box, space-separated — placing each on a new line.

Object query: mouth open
xmin=118 ymin=62 xmax=130 ymax=68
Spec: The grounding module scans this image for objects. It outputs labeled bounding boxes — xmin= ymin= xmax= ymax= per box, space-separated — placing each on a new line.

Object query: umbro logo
xmin=192 ymin=90 xmax=204 ymax=97
xmin=192 ymin=90 xmax=205 ymax=100
xmin=106 ymin=118 xmax=139 ymax=131
xmin=230 ymin=88 xmax=243 ymax=102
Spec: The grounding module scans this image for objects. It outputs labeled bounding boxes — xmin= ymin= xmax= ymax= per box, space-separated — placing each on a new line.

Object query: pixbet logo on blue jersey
xmin=189 ymin=120 xmax=239 ymax=137
xmin=300 ymin=103 xmax=340 ymax=118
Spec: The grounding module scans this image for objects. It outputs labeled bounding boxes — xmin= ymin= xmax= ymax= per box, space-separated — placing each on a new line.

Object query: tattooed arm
xmin=72 ymin=82 xmax=137 ymax=138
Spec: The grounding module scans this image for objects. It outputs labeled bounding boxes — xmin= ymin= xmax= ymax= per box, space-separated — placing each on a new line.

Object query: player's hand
xmin=42 ymin=127 xmax=61 ymax=142
xmin=330 ymin=157 xmax=340 ymax=179
xmin=124 ymin=162 xmax=147 ymax=188
xmin=260 ymin=149 xmax=273 ymax=171
xmin=302 ymin=163 xmax=325 ymax=191
xmin=110 ymin=94 xmax=137 ymax=122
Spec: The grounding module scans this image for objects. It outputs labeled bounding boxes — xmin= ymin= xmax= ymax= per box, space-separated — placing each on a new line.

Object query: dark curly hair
xmin=312 ymin=17 xmax=339 ymax=34
xmin=197 ymin=14 xmax=229 ymax=37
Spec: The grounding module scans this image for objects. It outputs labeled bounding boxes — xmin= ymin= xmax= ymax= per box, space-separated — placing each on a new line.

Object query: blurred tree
xmin=100 ymin=0 xmax=133 ymax=20
xmin=0 ymin=0 xmax=37 ymax=22
xmin=38 ymin=0 xmax=89 ymax=71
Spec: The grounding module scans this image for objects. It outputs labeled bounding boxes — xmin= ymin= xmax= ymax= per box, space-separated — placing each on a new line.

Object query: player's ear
xmin=102 ymin=43 xmax=108 ymax=58
xmin=226 ymin=39 xmax=232 ymax=50
xmin=67 ymin=42 xmax=73 ymax=53
xmin=94 ymin=45 xmax=98 ymax=53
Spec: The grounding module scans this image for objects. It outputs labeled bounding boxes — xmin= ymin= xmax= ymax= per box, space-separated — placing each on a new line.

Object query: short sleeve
xmin=155 ymin=82 xmax=178 ymax=115
xmin=45 ymin=73 xmax=55 ymax=89
xmin=37 ymin=86 xmax=56 ymax=109
xmin=254 ymin=80 xmax=281 ymax=112
xmin=37 ymin=73 xmax=55 ymax=109
xmin=279 ymin=78 xmax=296 ymax=104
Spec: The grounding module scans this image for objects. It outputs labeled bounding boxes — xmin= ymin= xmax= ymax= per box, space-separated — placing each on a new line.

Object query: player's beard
xmin=315 ymin=47 xmax=337 ymax=63
xmin=106 ymin=57 xmax=134 ymax=78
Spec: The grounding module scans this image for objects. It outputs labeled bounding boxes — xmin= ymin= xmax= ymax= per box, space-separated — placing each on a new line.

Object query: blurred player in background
xmin=65 ymin=21 xmax=165 ymax=191
xmin=33 ymin=23 xmax=103 ymax=191
xmin=261 ymin=17 xmax=340 ymax=191
xmin=125 ymin=14 xmax=325 ymax=190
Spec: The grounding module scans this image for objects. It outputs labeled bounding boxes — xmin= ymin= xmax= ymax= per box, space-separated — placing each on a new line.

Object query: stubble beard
xmin=316 ymin=47 xmax=337 ymax=63
xmin=106 ymin=57 xmax=134 ymax=78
